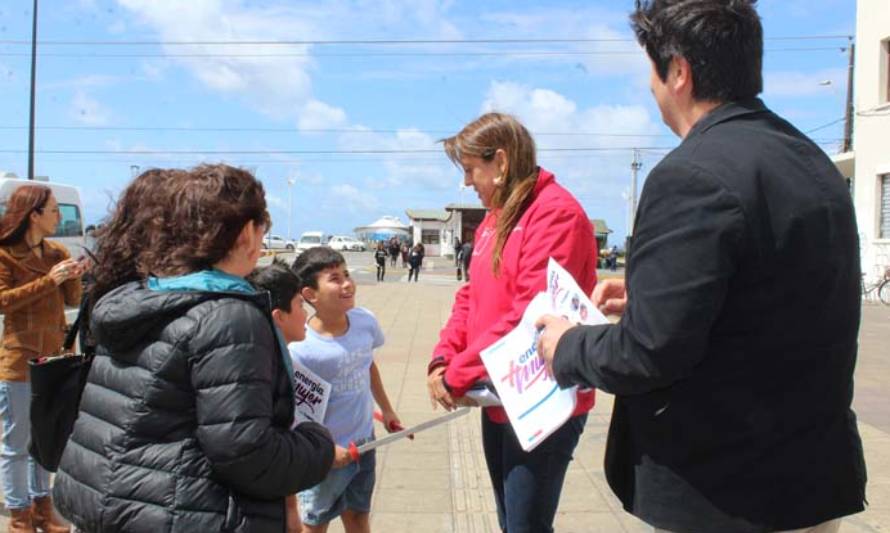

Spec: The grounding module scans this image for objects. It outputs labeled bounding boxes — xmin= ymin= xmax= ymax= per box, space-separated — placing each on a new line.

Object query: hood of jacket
xmin=90 ymin=270 xmax=264 ymax=354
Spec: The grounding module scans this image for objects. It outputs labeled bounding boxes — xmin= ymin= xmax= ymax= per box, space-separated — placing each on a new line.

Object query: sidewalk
xmin=3 ymin=277 xmax=887 ymax=531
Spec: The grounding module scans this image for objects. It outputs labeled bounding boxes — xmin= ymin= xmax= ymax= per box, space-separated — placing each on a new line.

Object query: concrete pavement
xmin=2 ymin=264 xmax=887 ymax=532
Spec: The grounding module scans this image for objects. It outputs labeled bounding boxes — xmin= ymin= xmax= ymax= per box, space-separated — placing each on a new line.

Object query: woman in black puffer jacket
xmin=53 ymin=165 xmax=334 ymax=533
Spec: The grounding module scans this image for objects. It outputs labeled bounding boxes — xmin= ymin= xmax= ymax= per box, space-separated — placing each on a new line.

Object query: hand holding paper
xmin=477 ymin=259 xmax=609 ymax=451
xmin=534 ymin=314 xmax=576 ymax=375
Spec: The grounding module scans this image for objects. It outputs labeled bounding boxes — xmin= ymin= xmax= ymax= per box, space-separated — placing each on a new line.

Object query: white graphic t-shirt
xmin=288 ymin=307 xmax=384 ymax=446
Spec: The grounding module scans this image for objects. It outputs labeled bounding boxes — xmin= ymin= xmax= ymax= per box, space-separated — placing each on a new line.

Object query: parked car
xmin=263 ymin=234 xmax=295 ymax=251
xmin=296 ymin=231 xmax=329 ymax=252
xmin=328 ymin=235 xmax=367 ymax=251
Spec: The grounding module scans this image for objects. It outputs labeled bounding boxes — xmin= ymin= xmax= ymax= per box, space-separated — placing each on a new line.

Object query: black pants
xmin=408 ymin=265 xmax=420 ymax=282
xmin=481 ymin=413 xmax=586 ymax=533
xmin=376 ymin=261 xmax=385 ymax=281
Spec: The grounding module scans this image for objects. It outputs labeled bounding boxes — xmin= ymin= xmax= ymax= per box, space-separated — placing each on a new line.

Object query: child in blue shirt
xmin=290 ymin=247 xmax=400 ymax=533
xmin=248 ymin=258 xmax=313 ymax=533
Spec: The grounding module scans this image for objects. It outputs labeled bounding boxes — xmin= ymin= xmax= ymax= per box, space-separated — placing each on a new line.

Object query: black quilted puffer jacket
xmin=53 ymin=281 xmax=334 ymax=533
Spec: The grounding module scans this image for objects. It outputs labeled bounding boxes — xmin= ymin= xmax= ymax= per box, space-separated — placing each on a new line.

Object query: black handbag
xmin=27 ymin=297 xmax=94 ymax=472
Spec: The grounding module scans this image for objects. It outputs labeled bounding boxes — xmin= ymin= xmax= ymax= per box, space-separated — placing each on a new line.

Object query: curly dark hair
xmin=631 ymin=0 xmax=763 ymax=103
xmin=89 ymin=164 xmax=270 ymax=304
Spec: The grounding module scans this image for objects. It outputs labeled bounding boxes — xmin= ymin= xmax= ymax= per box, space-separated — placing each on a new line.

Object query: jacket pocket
xmin=223 ymin=492 xmax=244 ymax=532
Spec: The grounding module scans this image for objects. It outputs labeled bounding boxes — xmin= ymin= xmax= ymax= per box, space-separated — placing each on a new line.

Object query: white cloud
xmin=764 ymin=68 xmax=847 ymax=99
xmin=336 ymin=126 xmax=454 ymax=190
xmin=298 ymin=100 xmax=348 ymax=131
xmin=330 ymin=183 xmax=379 ymax=212
xmin=116 ymin=0 xmax=462 ymax=125
xmin=479 ymin=80 xmax=665 ymax=229
xmin=70 ymin=91 xmax=112 ymax=126
xmin=265 ymin=193 xmax=287 ymax=211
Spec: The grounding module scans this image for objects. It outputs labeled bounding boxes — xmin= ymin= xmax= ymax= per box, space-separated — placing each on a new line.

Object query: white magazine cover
xmin=292 ymin=359 xmax=331 ymax=426
xmin=479 ymin=258 xmax=608 ymax=451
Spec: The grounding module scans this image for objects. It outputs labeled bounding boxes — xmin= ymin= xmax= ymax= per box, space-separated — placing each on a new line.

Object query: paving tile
xmin=554 ymin=512 xmax=631 ymax=532
xmin=373 ymin=488 xmax=452 ymax=513
xmin=369 ymin=512 xmax=454 ymax=533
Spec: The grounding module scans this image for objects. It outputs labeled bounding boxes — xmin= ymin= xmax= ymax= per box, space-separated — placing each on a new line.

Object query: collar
xmin=685 ymin=98 xmax=769 ymax=141
xmin=147 ymin=269 xmax=256 ymax=295
xmin=5 ymin=240 xmax=53 ymax=274
xmin=533 ymin=167 xmax=555 ymax=196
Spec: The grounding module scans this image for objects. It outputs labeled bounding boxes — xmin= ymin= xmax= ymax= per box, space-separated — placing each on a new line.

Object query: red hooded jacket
xmin=432 ymin=168 xmax=597 ymax=423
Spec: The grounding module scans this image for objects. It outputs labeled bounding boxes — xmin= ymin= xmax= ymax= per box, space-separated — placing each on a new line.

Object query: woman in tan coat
xmin=0 ymin=185 xmax=83 ymax=533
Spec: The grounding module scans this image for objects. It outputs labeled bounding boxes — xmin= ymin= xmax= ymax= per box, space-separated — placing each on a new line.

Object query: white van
xmin=0 ymin=172 xmax=87 ymax=259
xmin=296 ymin=231 xmax=329 ymax=252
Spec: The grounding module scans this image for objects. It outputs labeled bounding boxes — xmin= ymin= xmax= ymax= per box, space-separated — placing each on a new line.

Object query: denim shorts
xmin=298 ymin=448 xmax=376 ymax=525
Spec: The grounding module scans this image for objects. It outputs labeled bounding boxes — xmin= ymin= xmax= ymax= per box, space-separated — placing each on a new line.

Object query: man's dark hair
xmin=631 ymin=0 xmax=763 ymax=102
xmin=291 ymin=247 xmax=346 ymax=290
xmin=247 ymin=257 xmax=301 ymax=312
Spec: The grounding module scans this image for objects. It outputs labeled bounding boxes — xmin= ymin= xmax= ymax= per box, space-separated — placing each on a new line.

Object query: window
xmin=880 ymin=174 xmax=890 ymax=240
xmin=883 ymin=39 xmax=890 ymax=104
xmin=50 ymin=204 xmax=83 ymax=237
xmin=421 ymin=229 xmax=440 ymax=245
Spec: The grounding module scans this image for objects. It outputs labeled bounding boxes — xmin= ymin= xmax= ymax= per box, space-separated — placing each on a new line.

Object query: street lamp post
xmin=27 ymin=0 xmax=39 ymax=181
xmin=287 ymin=177 xmax=296 ymax=240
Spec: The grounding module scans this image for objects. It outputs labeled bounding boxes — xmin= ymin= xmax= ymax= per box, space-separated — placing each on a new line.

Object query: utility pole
xmin=27 ymin=0 xmax=39 ymax=180
xmin=842 ymin=38 xmax=855 ymax=153
xmin=627 ymin=149 xmax=643 ymax=262
xmin=629 ymin=149 xmax=642 ymax=235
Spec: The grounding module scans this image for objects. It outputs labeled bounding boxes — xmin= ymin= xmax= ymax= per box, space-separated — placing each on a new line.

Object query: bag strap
xmin=63 ymin=295 xmax=90 ymax=351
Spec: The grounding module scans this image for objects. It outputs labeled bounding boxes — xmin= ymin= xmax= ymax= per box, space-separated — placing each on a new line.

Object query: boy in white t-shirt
xmin=290 ymin=247 xmax=400 ymax=533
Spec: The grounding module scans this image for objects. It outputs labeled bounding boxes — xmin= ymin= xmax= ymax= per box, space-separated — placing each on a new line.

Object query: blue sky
xmin=0 ymin=0 xmax=855 ymax=242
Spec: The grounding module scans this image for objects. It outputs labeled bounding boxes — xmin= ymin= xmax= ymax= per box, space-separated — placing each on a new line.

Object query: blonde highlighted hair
xmin=442 ymin=112 xmax=538 ymax=274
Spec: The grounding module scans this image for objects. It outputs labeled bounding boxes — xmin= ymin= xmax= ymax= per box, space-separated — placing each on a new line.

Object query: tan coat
xmin=0 ymin=240 xmax=82 ymax=381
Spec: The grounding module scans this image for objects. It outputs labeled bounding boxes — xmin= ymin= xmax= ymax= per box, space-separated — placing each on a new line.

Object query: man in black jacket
xmin=537 ymin=1 xmax=867 ymax=531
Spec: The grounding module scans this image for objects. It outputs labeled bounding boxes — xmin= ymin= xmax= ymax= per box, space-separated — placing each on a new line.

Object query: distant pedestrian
xmin=374 ymin=242 xmax=387 ymax=282
xmin=408 ymin=243 xmax=424 ymax=282
xmin=453 ymin=237 xmax=462 ymax=267
xmin=459 ymin=240 xmax=473 ymax=282
xmin=388 ymin=238 xmax=400 ymax=267
xmin=608 ymin=245 xmax=619 ymax=271
xmin=400 ymin=243 xmax=409 ymax=268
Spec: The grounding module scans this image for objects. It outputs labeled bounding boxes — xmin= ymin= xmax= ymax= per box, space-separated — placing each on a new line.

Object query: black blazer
xmin=554 ymin=99 xmax=867 ymax=532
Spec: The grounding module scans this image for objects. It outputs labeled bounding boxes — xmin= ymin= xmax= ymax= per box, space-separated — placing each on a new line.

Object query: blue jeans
xmin=0 ymin=381 xmax=50 ymax=509
xmin=482 ymin=413 xmax=586 ymax=533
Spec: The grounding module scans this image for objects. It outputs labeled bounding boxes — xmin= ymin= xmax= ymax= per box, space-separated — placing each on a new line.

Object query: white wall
xmin=853 ymin=0 xmax=890 ymax=280
xmin=410 ymin=220 xmax=446 ymax=256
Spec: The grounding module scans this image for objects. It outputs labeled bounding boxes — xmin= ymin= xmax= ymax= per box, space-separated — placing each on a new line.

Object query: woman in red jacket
xmin=427 ymin=112 xmax=597 ymax=532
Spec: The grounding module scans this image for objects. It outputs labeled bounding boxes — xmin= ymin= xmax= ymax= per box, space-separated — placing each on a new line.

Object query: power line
xmin=0 ymin=35 xmax=853 ymax=46
xmin=0 ymin=147 xmax=680 ymax=155
xmin=0 ymin=124 xmax=677 ymax=137
xmin=0 ymin=47 xmax=849 ymax=59
xmin=804 ymin=117 xmax=845 ymax=134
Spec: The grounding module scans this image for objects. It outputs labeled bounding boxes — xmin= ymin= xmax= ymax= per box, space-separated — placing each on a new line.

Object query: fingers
xmin=534 ymin=314 xmax=558 ymax=329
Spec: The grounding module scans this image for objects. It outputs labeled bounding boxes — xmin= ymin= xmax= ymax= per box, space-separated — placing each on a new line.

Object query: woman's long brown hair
xmin=0 ymin=185 xmax=52 ymax=246
xmin=88 ymin=164 xmax=270 ymax=306
xmin=442 ymin=113 xmax=538 ymax=274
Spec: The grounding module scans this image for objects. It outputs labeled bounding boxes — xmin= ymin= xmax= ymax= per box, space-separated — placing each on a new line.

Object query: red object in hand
xmin=374 ymin=411 xmax=414 ymax=439
xmin=348 ymin=442 xmax=360 ymax=463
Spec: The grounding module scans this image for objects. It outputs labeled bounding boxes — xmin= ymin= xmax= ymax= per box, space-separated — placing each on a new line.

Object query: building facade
xmin=834 ymin=0 xmax=890 ymax=283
